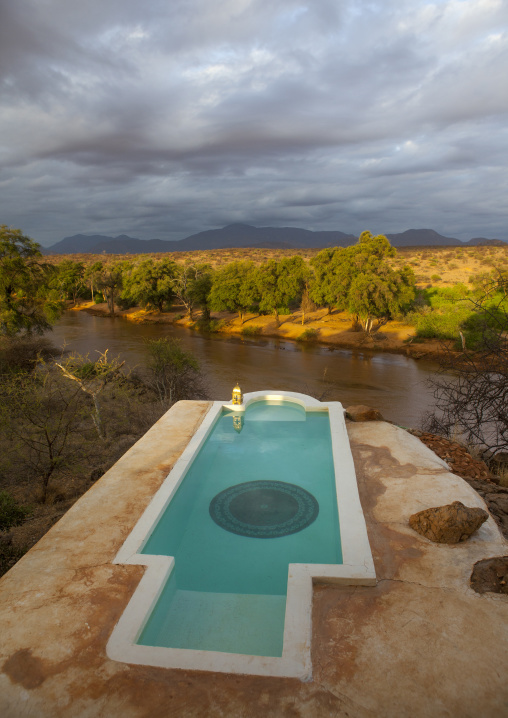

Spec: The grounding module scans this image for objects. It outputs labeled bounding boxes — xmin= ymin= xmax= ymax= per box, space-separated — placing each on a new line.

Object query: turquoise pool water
xmin=138 ymin=400 xmax=341 ymax=657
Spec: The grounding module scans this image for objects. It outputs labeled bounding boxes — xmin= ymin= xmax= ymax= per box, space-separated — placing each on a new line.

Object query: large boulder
xmin=345 ymin=405 xmax=383 ymax=422
xmin=409 ymin=501 xmax=489 ymax=544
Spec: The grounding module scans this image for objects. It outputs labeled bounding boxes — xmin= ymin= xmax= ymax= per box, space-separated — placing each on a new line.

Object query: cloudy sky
xmin=1 ymin=0 xmax=507 ymax=246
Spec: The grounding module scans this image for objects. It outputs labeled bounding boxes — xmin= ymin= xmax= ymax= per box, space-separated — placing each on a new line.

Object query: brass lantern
xmin=232 ymin=383 xmax=243 ymax=405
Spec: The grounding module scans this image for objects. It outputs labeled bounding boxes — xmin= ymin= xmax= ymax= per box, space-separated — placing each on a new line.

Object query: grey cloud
xmin=0 ymin=0 xmax=507 ymax=245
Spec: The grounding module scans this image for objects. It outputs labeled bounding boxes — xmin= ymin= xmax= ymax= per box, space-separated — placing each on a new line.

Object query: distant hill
xmin=42 ymin=224 xmax=506 ymax=254
xmin=386 ymin=229 xmax=461 ymax=247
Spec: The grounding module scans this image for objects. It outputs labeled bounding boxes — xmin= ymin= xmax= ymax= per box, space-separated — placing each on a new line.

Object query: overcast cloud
xmin=1 ymin=0 xmax=507 ymax=245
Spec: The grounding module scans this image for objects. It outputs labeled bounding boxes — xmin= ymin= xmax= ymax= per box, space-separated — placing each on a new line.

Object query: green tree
xmin=84 ymin=261 xmax=103 ymax=302
xmin=256 ymin=256 xmax=308 ymax=327
xmin=122 ymin=258 xmax=177 ymax=312
xmin=208 ymin=261 xmax=259 ymax=324
xmin=55 ymin=350 xmax=125 ymax=439
xmin=189 ymin=267 xmax=214 ymax=324
xmin=300 ymin=282 xmax=315 ymax=325
xmin=97 ymin=265 xmax=123 ymax=316
xmin=54 ymin=260 xmax=85 ymax=305
xmin=172 ymin=263 xmax=212 ymax=320
xmin=345 ymin=232 xmax=415 ymax=333
xmin=0 ymin=226 xmax=62 ymax=336
xmin=0 ymin=361 xmax=87 ymax=502
xmin=347 ymin=265 xmax=416 ymax=333
xmin=144 ymin=338 xmax=207 ymax=405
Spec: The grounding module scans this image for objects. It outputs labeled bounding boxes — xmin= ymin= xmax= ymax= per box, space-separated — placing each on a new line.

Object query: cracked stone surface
xmin=0 ymin=408 xmax=507 ymax=717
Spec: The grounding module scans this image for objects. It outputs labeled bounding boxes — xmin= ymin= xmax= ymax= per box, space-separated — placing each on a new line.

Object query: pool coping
xmin=106 ymin=391 xmax=376 ymax=679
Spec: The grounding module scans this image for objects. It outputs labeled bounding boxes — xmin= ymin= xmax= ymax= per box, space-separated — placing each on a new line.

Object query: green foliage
xmin=298 ymin=327 xmax=319 ymax=342
xmin=209 ymin=261 xmax=259 ymax=323
xmin=207 ymin=318 xmax=226 ymax=332
xmin=53 ymin=260 xmax=85 ymax=303
xmin=405 ymin=284 xmax=508 ymax=346
xmin=431 ymin=275 xmax=442 ymax=282
xmin=97 ymin=265 xmax=123 ymax=315
xmin=0 ymin=225 xmax=63 ymax=336
xmin=256 ymin=256 xmax=308 ymax=326
xmin=172 ymin=263 xmax=213 ymax=320
xmin=84 ymin=261 xmax=104 ymax=302
xmin=144 ymin=338 xmax=206 ymax=405
xmin=309 ymin=247 xmax=344 ymax=311
xmin=121 ymin=258 xmax=177 ymax=312
xmin=55 ymin=350 xmax=126 ymax=439
xmin=0 ymin=336 xmax=56 ymax=376
xmin=0 ymin=362 xmax=89 ymax=502
xmin=409 ymin=306 xmax=472 ymax=341
xmin=240 ymin=325 xmax=262 ymax=336
xmin=0 ymin=491 xmax=32 ymax=530
xmin=0 ymin=542 xmax=27 ymax=577
xmin=309 ymin=232 xmax=415 ymax=333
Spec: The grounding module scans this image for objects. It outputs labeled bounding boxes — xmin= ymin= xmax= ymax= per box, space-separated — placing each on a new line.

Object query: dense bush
xmin=0 ymin=491 xmax=32 ymax=531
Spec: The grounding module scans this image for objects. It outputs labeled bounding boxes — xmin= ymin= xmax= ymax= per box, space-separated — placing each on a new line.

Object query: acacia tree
xmin=256 ymin=256 xmax=308 ymax=327
xmin=122 ymin=258 xmax=177 ymax=312
xmin=347 ymin=265 xmax=416 ymax=334
xmin=208 ymin=261 xmax=259 ymax=323
xmin=144 ymin=338 xmax=207 ymax=406
xmin=97 ymin=265 xmax=123 ymax=316
xmin=0 ymin=362 xmax=87 ymax=503
xmin=309 ymin=232 xmax=415 ymax=334
xmin=172 ymin=263 xmax=211 ymax=319
xmin=189 ymin=269 xmax=214 ymax=324
xmin=0 ymin=226 xmax=62 ymax=336
xmin=300 ymin=283 xmax=315 ymax=325
xmin=54 ymin=260 xmax=85 ymax=305
xmin=84 ymin=261 xmax=103 ymax=302
xmin=345 ymin=232 xmax=415 ymax=333
xmin=55 ymin=350 xmax=125 ymax=439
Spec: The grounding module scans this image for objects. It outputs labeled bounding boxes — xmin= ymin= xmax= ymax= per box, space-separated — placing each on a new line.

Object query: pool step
xmin=139 ymin=590 xmax=286 ymax=657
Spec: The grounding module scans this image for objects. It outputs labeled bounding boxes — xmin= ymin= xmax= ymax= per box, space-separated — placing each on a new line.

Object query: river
xmin=47 ymin=310 xmax=439 ymax=428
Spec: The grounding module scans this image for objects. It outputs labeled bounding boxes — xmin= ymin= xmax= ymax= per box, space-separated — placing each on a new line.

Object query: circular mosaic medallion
xmin=209 ymin=480 xmax=319 ymax=538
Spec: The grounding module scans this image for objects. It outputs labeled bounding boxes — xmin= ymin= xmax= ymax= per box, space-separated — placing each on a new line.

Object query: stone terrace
xmin=0 ymin=401 xmax=507 ymax=717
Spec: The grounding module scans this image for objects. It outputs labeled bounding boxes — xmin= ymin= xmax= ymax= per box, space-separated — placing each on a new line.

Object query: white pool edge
xmin=106 ymin=392 xmax=376 ymax=680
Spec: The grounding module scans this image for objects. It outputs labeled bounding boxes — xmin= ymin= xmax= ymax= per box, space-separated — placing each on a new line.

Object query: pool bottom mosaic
xmin=209 ymin=480 xmax=319 ymax=539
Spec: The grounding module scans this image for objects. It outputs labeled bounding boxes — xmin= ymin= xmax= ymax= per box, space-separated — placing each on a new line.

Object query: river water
xmin=48 ymin=310 xmax=439 ymax=428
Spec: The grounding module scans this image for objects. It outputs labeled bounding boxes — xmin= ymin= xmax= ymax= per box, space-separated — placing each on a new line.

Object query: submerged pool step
xmin=139 ymin=590 xmax=286 ymax=657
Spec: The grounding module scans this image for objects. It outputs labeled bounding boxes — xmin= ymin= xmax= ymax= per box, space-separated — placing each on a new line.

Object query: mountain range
xmin=42 ymin=224 xmax=507 ymax=255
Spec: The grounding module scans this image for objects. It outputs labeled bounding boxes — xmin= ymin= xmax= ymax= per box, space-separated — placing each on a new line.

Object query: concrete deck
xmin=1 ymin=401 xmax=507 ymax=717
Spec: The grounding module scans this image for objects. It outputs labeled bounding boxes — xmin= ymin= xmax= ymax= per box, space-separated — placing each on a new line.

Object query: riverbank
xmin=74 ymin=301 xmax=451 ymax=361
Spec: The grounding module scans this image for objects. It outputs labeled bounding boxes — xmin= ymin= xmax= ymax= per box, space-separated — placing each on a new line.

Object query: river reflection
xmin=48 ymin=311 xmax=438 ymax=428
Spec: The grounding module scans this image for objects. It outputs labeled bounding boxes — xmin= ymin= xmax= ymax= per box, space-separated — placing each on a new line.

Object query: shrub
xmin=297 ymin=328 xmax=319 ymax=342
xmin=241 ymin=325 xmax=262 ymax=336
xmin=0 ymin=541 xmax=27 ymax=577
xmin=207 ymin=318 xmax=226 ymax=333
xmin=0 ymin=491 xmax=32 ymax=531
xmin=431 ymin=275 xmax=442 ymax=282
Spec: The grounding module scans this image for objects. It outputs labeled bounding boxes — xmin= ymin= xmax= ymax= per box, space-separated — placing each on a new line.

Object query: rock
xmin=470 ymin=556 xmax=508 ymax=594
xmin=414 ymin=431 xmax=508 ymax=539
xmin=409 ymin=501 xmax=489 ymax=544
xmin=346 ymin=405 xmax=383 ymax=422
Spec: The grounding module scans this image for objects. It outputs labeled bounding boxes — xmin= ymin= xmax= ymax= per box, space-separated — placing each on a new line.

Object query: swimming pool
xmin=107 ymin=392 xmax=376 ymax=679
